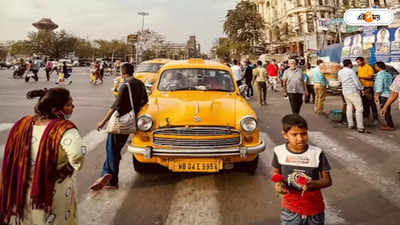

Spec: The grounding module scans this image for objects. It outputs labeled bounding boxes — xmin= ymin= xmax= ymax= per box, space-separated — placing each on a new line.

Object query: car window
xmin=158 ymin=68 xmax=235 ymax=92
xmin=136 ymin=63 xmax=164 ymax=73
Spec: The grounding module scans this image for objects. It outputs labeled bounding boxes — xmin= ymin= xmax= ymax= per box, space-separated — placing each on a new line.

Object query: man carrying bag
xmin=90 ymin=63 xmax=148 ymax=190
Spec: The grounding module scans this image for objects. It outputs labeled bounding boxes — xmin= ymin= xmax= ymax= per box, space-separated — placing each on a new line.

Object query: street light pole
xmin=137 ymin=12 xmax=149 ymax=65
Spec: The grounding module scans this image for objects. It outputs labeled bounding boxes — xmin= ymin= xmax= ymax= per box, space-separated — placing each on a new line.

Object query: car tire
xmin=132 ymin=155 xmax=165 ymax=173
xmin=235 ymin=156 xmax=259 ymax=173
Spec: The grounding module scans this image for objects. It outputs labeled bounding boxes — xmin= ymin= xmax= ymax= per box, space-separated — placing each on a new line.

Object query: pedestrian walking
xmin=374 ymin=62 xmax=394 ymax=130
xmin=282 ymin=59 xmax=309 ymax=114
xmin=32 ymin=57 xmax=41 ymax=81
xmin=304 ymin=63 xmax=315 ymax=104
xmin=338 ymin=59 xmax=365 ymax=133
xmin=272 ymin=114 xmax=332 ymax=225
xmin=381 ymin=71 xmax=400 ymax=122
xmin=45 ymin=60 xmax=53 ymax=81
xmin=90 ymin=63 xmax=148 ymax=191
xmin=231 ymin=59 xmax=243 ymax=87
xmin=244 ymin=60 xmax=254 ymax=99
xmin=356 ymin=57 xmax=379 ymax=124
xmin=267 ymin=59 xmax=279 ymax=92
xmin=0 ymin=88 xmax=84 ymax=225
xmin=312 ymin=60 xmax=328 ymax=114
xmin=99 ymin=61 xmax=105 ymax=83
xmin=252 ymin=60 xmax=268 ymax=105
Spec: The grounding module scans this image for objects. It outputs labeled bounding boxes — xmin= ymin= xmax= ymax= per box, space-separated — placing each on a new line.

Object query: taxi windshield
xmin=135 ymin=63 xmax=164 ymax=73
xmin=157 ymin=68 xmax=235 ymax=92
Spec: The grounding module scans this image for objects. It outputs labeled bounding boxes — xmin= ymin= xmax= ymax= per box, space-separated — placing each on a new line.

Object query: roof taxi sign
xmin=344 ymin=8 xmax=393 ymax=26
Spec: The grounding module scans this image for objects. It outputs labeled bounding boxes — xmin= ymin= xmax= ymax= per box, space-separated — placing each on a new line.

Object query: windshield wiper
xmin=170 ymin=87 xmax=189 ymax=91
xmin=206 ymin=89 xmax=232 ymax=92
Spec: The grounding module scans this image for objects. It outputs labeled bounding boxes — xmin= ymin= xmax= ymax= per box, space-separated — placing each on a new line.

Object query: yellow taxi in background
xmin=134 ymin=58 xmax=170 ymax=93
xmin=128 ymin=58 xmax=265 ymax=173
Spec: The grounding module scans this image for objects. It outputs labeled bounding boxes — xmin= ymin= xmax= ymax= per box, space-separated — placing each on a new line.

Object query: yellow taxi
xmin=128 ymin=58 xmax=265 ymax=173
xmin=134 ymin=58 xmax=170 ymax=93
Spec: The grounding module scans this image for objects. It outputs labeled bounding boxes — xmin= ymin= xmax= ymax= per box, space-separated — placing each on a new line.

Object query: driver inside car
xmin=159 ymin=71 xmax=187 ymax=91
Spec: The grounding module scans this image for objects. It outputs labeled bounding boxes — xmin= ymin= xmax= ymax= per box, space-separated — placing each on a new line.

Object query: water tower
xmin=32 ymin=18 xmax=58 ymax=32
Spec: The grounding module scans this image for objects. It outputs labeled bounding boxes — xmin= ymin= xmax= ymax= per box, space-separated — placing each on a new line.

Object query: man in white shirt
xmin=231 ymin=59 xmax=242 ymax=87
xmin=338 ymin=59 xmax=365 ymax=133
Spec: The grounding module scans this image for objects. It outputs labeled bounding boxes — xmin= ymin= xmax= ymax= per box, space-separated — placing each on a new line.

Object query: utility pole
xmin=137 ymin=12 xmax=149 ymax=65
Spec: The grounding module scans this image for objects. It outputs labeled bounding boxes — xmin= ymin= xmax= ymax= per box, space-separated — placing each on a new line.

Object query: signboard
xmin=350 ymin=34 xmax=363 ymax=59
xmin=391 ymin=27 xmax=400 ymax=62
xmin=127 ymin=34 xmax=138 ymax=45
xmin=341 ymin=36 xmax=352 ymax=61
xmin=376 ymin=28 xmax=391 ymax=62
xmin=318 ymin=19 xmax=328 ymax=32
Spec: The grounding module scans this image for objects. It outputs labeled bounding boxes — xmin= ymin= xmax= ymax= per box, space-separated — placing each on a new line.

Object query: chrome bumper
xmin=127 ymin=139 xmax=266 ymax=159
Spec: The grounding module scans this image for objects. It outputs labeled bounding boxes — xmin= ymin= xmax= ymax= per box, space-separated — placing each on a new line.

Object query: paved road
xmin=0 ymin=67 xmax=400 ymax=225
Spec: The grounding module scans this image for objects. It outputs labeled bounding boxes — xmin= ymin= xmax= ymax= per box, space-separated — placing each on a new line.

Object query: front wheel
xmin=235 ymin=156 xmax=259 ymax=173
xmin=132 ymin=155 xmax=164 ymax=173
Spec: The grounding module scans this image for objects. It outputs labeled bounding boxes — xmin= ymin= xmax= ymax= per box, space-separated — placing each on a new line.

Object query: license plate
xmin=169 ymin=159 xmax=222 ymax=172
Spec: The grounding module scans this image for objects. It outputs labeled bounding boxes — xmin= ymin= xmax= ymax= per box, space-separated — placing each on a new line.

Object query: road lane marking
xmin=309 ymin=131 xmax=400 ymax=208
xmin=165 ymin=175 xmax=221 ymax=225
xmin=0 ymin=123 xmax=13 ymax=132
xmin=344 ymin=131 xmax=400 ymax=153
xmin=259 ymin=132 xmax=347 ymax=225
xmin=78 ymin=151 xmax=135 ymax=225
xmin=82 ymin=130 xmax=108 ymax=153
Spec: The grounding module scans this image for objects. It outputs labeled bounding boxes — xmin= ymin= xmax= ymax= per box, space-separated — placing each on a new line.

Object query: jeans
xmin=281 ymin=209 xmax=325 ymax=225
xmin=288 ymin=93 xmax=303 ymax=114
xmin=344 ymin=92 xmax=364 ymax=129
xmin=246 ymin=80 xmax=253 ymax=97
xmin=101 ymin=133 xmax=129 ymax=186
xmin=257 ymin=81 xmax=267 ymax=104
xmin=314 ymin=84 xmax=326 ymax=113
xmin=362 ymin=87 xmax=378 ymax=120
xmin=379 ymin=96 xmax=394 ymax=128
xmin=304 ymin=85 xmax=315 ymax=103
xmin=45 ymin=68 xmax=51 ymax=81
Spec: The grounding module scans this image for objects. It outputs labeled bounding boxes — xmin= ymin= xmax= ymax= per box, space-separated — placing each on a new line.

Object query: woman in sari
xmin=0 ymin=88 xmax=85 ymax=225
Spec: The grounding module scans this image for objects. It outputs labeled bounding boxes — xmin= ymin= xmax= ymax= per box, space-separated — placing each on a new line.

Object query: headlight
xmin=137 ymin=115 xmax=153 ymax=132
xmin=145 ymin=79 xmax=153 ymax=85
xmin=240 ymin=116 xmax=257 ymax=132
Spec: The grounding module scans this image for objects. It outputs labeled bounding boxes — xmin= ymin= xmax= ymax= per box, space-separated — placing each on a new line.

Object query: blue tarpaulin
xmin=317 ymin=43 xmax=344 ymax=63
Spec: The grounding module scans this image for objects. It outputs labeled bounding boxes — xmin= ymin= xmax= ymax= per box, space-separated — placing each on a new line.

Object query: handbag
xmin=105 ymin=82 xmax=137 ymax=134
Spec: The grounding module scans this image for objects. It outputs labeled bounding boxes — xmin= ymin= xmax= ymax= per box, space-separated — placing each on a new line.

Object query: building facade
xmin=249 ymin=0 xmax=400 ymax=60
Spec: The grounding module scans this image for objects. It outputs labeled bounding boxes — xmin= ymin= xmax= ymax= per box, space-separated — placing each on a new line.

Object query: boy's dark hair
xmin=257 ymin=60 xmax=262 ymax=66
xmin=282 ymin=114 xmax=308 ymax=132
xmin=121 ymin=63 xmax=134 ymax=76
xmin=343 ymin=59 xmax=352 ymax=67
xmin=356 ymin=57 xmax=364 ymax=62
xmin=375 ymin=61 xmax=386 ymax=70
xmin=233 ymin=59 xmax=238 ymax=65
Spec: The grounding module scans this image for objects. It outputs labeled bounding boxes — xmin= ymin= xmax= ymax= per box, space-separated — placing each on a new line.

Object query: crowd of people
xmin=224 ymin=56 xmax=400 ymax=133
xmin=13 ymin=57 xmax=72 ymax=84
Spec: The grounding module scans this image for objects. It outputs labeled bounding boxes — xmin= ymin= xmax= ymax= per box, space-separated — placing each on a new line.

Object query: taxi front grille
xmin=153 ymin=137 xmax=241 ymax=148
xmin=153 ymin=127 xmax=240 ymax=136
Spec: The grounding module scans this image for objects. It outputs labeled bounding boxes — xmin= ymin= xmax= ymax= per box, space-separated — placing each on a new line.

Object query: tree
xmin=28 ymin=30 xmax=78 ymax=59
xmin=223 ymin=1 xmax=265 ymax=55
xmin=74 ymin=39 xmax=93 ymax=58
xmin=8 ymin=40 xmax=32 ymax=56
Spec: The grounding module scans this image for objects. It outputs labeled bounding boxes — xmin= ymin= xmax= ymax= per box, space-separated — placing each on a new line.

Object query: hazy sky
xmin=0 ymin=0 xmax=237 ymax=53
